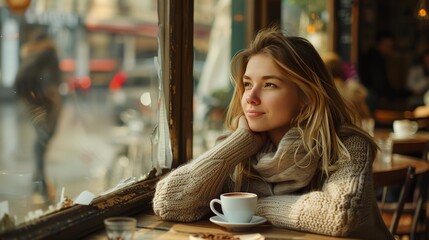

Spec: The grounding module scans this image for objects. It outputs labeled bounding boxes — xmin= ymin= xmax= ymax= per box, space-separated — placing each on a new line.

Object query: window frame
xmin=0 ymin=0 xmax=194 ymax=238
xmin=0 ymin=0 xmax=350 ymax=238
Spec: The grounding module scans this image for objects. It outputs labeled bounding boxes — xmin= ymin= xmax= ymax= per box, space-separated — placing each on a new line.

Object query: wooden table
xmin=84 ymin=155 xmax=429 ymax=240
xmin=373 ymin=154 xmax=429 ymax=175
xmin=374 ymin=128 xmax=429 ymax=141
xmin=372 ymin=154 xmax=429 ymax=238
xmin=374 ymin=129 xmax=429 ymax=158
xmin=84 ymin=211 xmax=359 ymax=240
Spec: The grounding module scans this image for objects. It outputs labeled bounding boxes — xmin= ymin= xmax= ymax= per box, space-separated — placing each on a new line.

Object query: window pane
xmin=0 ymin=0 xmax=164 ymax=230
xmin=193 ymin=0 xmax=232 ymax=157
xmin=281 ymin=0 xmax=330 ymax=54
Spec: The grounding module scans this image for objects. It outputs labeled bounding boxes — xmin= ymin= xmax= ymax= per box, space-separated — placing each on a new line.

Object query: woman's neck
xmin=268 ymin=126 xmax=291 ymax=147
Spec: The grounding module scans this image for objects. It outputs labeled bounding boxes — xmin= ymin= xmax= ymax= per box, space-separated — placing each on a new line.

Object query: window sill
xmin=0 ymin=176 xmax=159 ymax=240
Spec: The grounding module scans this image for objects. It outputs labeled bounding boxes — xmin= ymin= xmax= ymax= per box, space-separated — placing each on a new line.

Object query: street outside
xmin=0 ymin=88 xmax=155 ymax=224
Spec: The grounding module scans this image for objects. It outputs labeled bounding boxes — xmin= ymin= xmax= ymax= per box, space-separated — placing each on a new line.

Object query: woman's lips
xmin=246 ymin=111 xmax=264 ymax=118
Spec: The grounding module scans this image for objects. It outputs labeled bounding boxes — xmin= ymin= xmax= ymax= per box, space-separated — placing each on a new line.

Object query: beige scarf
xmin=252 ymin=128 xmax=321 ymax=195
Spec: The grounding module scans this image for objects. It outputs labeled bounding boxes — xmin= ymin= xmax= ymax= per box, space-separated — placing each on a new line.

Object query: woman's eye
xmin=243 ymin=82 xmax=252 ymax=88
xmin=265 ymin=82 xmax=276 ymax=88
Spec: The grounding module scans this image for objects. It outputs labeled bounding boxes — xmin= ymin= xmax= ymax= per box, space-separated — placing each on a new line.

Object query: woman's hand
xmin=238 ymin=116 xmax=266 ymax=143
xmin=238 ymin=115 xmax=251 ymax=130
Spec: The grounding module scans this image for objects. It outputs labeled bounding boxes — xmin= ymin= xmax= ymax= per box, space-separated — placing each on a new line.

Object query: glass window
xmin=0 ymin=0 xmax=168 ymax=232
xmin=192 ymin=0 xmax=332 ymax=157
xmin=281 ymin=0 xmax=331 ymax=54
xmin=193 ymin=0 xmax=233 ymax=157
xmin=2 ymin=0 xmax=337 ymax=237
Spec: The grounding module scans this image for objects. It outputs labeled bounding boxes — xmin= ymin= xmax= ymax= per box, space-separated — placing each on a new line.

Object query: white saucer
xmin=389 ymin=132 xmax=416 ymax=139
xmin=209 ymin=216 xmax=267 ymax=231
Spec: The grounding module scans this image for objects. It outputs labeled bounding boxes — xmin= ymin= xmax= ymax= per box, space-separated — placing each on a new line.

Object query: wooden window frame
xmin=0 ymin=0 xmax=194 ymax=239
xmin=1 ymin=1 xmax=351 ymax=238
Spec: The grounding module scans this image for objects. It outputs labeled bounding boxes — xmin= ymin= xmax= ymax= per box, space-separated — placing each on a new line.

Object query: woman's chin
xmin=248 ymin=126 xmax=267 ymax=133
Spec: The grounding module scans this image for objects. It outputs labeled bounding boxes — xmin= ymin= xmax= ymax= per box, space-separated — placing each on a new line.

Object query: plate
xmin=209 ymin=216 xmax=267 ymax=231
xmin=189 ymin=233 xmax=264 ymax=240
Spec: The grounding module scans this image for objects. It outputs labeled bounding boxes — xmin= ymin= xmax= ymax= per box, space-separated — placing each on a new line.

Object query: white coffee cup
xmin=209 ymin=192 xmax=257 ymax=223
xmin=393 ymin=120 xmax=418 ymax=137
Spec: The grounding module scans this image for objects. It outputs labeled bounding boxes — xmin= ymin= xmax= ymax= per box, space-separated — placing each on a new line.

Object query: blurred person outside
xmin=323 ymin=52 xmax=371 ymax=120
xmin=406 ymin=48 xmax=429 ymax=108
xmin=14 ymin=29 xmax=62 ymax=203
xmin=359 ymin=31 xmax=408 ymax=113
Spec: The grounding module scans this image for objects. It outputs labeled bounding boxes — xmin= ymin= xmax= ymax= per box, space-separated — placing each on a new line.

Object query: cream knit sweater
xmin=152 ymin=128 xmax=394 ymax=240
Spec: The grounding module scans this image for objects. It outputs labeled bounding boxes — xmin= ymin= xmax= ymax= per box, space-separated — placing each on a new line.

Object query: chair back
xmin=421 ymin=141 xmax=429 ymax=162
xmin=409 ymin=169 xmax=429 ymax=240
xmin=373 ymin=166 xmax=416 ymax=235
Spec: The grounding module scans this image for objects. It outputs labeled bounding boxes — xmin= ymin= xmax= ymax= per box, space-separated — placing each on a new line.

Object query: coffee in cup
xmin=209 ymin=192 xmax=257 ymax=223
xmin=393 ymin=119 xmax=418 ymax=137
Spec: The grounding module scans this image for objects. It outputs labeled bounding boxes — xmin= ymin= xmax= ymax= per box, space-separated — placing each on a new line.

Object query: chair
xmin=373 ymin=166 xmax=416 ymax=236
xmin=408 ymin=170 xmax=429 ymax=240
xmin=406 ymin=145 xmax=429 ymax=240
xmin=422 ymin=141 xmax=429 ymax=163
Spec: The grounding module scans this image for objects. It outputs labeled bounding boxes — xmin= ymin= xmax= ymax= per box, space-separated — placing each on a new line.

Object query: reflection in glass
xmin=193 ymin=0 xmax=232 ymax=157
xmin=0 ymin=0 xmax=162 ymax=231
xmin=281 ymin=0 xmax=329 ymax=54
xmin=14 ymin=28 xmax=63 ymax=204
xmin=192 ymin=0 xmax=331 ymax=158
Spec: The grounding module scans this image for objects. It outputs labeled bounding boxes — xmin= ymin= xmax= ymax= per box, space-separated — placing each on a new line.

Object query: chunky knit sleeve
xmin=256 ymin=135 xmax=393 ymax=239
xmin=153 ymin=128 xmax=264 ymax=222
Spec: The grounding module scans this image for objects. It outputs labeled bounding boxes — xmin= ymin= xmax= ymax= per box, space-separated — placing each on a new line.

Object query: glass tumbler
xmin=104 ymin=217 xmax=137 ymax=240
xmin=377 ymin=138 xmax=393 ymax=165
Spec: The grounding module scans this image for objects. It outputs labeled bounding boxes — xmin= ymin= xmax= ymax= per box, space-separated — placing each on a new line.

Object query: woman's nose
xmin=246 ymin=90 xmax=260 ymax=105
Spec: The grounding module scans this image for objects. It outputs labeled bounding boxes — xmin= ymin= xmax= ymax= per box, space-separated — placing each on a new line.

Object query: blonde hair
xmin=225 ymin=27 xmax=377 ymax=184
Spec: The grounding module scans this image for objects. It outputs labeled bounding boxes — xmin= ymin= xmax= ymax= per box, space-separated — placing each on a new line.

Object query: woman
xmin=153 ymin=27 xmax=392 ymax=239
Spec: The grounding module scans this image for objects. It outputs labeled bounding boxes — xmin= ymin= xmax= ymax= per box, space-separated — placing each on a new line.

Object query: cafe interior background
xmin=1 ymin=0 xmax=429 ymax=238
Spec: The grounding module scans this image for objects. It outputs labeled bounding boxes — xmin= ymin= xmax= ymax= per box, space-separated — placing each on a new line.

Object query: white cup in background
xmin=393 ymin=120 xmax=418 ymax=137
xmin=210 ymin=192 xmax=257 ymax=223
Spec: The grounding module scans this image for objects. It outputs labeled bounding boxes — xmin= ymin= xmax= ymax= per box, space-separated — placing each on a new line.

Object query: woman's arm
xmin=153 ymin=128 xmax=263 ymax=222
xmin=256 ymin=135 xmax=389 ymax=238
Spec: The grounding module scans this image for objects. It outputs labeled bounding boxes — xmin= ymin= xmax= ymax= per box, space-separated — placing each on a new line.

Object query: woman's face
xmin=241 ymin=54 xmax=301 ymax=145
